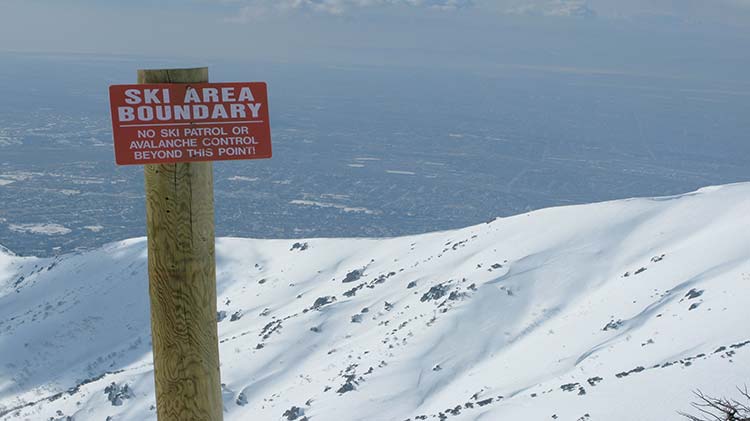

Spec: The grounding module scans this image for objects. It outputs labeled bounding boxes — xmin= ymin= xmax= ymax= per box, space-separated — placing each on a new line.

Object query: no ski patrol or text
xmin=109 ymin=82 xmax=272 ymax=165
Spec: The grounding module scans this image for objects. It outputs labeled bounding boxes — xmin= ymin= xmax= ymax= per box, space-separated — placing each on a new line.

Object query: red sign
xmin=109 ymin=82 xmax=272 ymax=165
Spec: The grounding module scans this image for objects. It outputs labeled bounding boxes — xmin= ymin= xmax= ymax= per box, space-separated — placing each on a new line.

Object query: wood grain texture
xmin=141 ymin=68 xmax=224 ymax=421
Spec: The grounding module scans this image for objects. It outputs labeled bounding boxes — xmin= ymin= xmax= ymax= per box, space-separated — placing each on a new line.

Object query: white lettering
xmin=230 ymin=103 xmax=246 ymax=119
xmin=137 ymin=106 xmax=154 ymax=121
xmin=211 ymin=104 xmax=229 ymax=119
xmin=124 ymin=89 xmax=141 ymax=105
xmin=173 ymin=105 xmax=190 ymax=120
xmin=184 ymin=88 xmax=201 ymax=103
xmin=155 ymin=106 xmax=172 ymax=121
xmin=221 ymin=87 xmax=236 ymax=102
xmin=134 ymin=149 xmax=183 ymax=160
xmin=238 ymin=87 xmax=255 ymax=102
xmin=203 ymin=88 xmax=219 ymax=102
xmin=247 ymin=103 xmax=262 ymax=118
xmin=118 ymin=106 xmax=135 ymax=121
xmin=193 ymin=105 xmax=209 ymax=119
xmin=144 ymin=89 xmax=162 ymax=104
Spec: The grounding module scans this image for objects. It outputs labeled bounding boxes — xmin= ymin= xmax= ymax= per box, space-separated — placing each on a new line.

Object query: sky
xmin=1 ymin=0 xmax=749 ymax=82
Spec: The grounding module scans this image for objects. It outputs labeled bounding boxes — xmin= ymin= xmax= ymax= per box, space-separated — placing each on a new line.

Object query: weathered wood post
xmin=140 ymin=67 xmax=224 ymax=421
xmin=109 ymin=68 xmax=271 ymax=419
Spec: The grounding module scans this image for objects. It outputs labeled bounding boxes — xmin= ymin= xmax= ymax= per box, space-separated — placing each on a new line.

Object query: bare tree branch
xmin=680 ymin=388 xmax=750 ymax=421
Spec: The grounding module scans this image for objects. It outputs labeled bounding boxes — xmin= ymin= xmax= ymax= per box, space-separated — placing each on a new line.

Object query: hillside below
xmin=1 ymin=183 xmax=749 ymax=420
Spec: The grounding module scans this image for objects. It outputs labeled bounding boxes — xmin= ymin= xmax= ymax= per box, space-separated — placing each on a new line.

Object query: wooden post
xmin=141 ymin=67 xmax=224 ymax=421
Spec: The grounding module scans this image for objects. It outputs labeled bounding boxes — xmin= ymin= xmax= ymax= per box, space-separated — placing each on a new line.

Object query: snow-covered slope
xmin=1 ymin=184 xmax=750 ymax=421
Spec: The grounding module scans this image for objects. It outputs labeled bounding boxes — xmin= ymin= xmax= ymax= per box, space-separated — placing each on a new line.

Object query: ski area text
xmin=109 ymin=82 xmax=272 ymax=165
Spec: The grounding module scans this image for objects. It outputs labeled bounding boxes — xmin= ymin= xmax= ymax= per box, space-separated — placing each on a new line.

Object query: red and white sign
xmin=109 ymin=82 xmax=272 ymax=165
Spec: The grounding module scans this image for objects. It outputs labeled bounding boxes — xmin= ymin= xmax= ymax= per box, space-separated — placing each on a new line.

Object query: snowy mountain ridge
xmin=1 ymin=183 xmax=749 ymax=421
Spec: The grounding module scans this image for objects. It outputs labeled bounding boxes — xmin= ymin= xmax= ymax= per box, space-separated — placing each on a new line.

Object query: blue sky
xmin=1 ymin=0 xmax=749 ymax=82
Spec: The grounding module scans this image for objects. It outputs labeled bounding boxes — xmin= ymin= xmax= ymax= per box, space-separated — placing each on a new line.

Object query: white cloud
xmin=225 ymin=0 xmax=472 ymax=20
xmin=221 ymin=0 xmax=750 ymax=25
xmin=223 ymin=0 xmax=601 ymax=21
xmin=505 ymin=0 xmax=596 ymax=18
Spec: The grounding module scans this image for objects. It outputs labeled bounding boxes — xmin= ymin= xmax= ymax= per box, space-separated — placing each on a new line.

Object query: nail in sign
xmin=109 ymin=82 xmax=272 ymax=165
